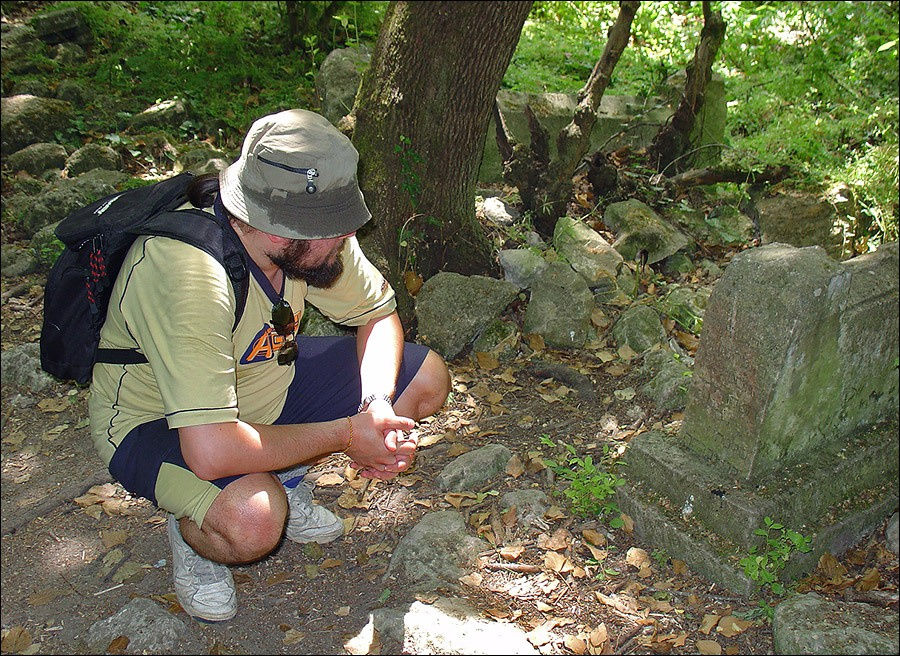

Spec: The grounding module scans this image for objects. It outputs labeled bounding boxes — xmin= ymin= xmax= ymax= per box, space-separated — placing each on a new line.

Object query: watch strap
xmin=358 ymin=393 xmax=393 ymax=413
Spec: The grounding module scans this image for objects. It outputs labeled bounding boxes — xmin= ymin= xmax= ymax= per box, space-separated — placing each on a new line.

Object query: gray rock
xmin=85 ymin=597 xmax=201 ymax=654
xmin=387 ymin=511 xmax=484 ymax=591
xmin=659 ymin=285 xmax=710 ymax=334
xmin=316 ymin=46 xmax=371 ymax=124
xmin=498 ymin=248 xmax=548 ymax=289
xmin=661 ymin=251 xmax=694 ymax=276
xmin=54 ymin=78 xmax=87 ymax=105
xmin=478 ymin=196 xmax=521 ymax=226
xmin=174 ymin=143 xmax=230 ymax=175
xmin=130 ymin=98 xmax=188 ymax=130
xmin=1 ymin=95 xmax=72 ymax=156
xmin=52 ymin=41 xmax=86 ymax=67
xmin=12 ymin=169 xmax=129 ymax=236
xmin=416 ymin=272 xmax=519 ymax=360
xmin=611 ymin=305 xmax=666 ymax=353
xmin=370 ymin=597 xmax=538 ymax=655
xmin=1 ymin=243 xmax=38 ymax=277
xmin=436 ymin=444 xmax=512 ymax=492
xmin=471 ymin=318 xmax=518 ymax=360
xmin=5 ymin=142 xmax=68 ymax=176
xmin=299 ymin=304 xmax=352 ymax=337
xmin=773 ymin=592 xmax=899 ymax=655
xmin=887 ymin=512 xmax=899 ymax=556
xmin=640 ymin=348 xmax=693 ymax=411
xmin=501 ymin=489 xmax=550 ymax=527
xmin=28 ymin=6 xmax=92 ymax=46
xmin=603 ymin=199 xmax=690 ymax=265
xmin=758 ymin=191 xmax=843 ymax=258
xmin=523 ymin=261 xmax=594 ymax=349
xmin=66 ymin=143 xmax=123 ymax=176
xmin=553 ymin=216 xmax=623 ymax=288
xmin=684 ymin=242 xmax=899 ymax=478
xmin=1 ymin=343 xmax=57 ymax=392
xmin=700 ymin=258 xmax=723 ymax=279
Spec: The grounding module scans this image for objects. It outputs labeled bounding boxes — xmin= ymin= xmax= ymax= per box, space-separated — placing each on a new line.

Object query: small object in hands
xmin=271 ymin=299 xmax=298 ymax=365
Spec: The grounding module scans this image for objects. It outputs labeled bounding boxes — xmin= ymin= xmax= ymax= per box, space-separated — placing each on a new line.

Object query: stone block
xmin=683 ymin=242 xmax=899 ymax=479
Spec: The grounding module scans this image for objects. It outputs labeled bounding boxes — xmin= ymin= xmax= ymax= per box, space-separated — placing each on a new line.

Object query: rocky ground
xmin=2 ymin=262 xmax=898 ymax=655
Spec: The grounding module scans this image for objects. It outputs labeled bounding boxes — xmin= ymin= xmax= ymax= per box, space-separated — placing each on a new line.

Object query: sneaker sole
xmin=285 ymin=523 xmax=345 ymax=544
xmin=175 ymin=593 xmax=237 ymax=623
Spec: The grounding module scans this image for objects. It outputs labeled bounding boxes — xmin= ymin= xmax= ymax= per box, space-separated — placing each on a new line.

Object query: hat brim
xmin=220 ymin=160 xmax=371 ymax=240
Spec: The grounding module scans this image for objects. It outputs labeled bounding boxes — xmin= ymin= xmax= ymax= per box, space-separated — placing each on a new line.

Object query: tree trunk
xmin=496 ymin=0 xmax=639 ymax=237
xmin=352 ymin=1 xmax=532 ymax=328
xmin=648 ymin=0 xmax=726 ymax=174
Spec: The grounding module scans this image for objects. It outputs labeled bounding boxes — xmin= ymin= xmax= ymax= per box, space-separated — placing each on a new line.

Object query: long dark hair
xmin=186 ymin=172 xmax=222 ymax=209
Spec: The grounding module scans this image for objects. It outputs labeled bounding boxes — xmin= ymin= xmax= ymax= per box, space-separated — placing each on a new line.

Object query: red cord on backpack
xmin=86 ymin=247 xmax=106 ymax=305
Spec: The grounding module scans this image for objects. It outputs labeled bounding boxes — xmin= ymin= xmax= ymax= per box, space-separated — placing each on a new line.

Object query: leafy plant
xmin=539 ymin=434 xmax=625 ymax=523
xmin=739 ymin=516 xmax=812 ymax=596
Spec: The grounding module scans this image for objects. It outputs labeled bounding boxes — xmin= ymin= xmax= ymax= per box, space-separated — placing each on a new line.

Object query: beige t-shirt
xmin=89 ymin=222 xmax=395 ymax=465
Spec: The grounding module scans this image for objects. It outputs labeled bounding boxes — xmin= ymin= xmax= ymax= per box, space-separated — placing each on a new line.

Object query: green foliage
xmin=9 ymin=1 xmax=385 ymax=150
xmin=508 ymin=1 xmax=899 ymax=250
xmin=31 ymin=232 xmax=65 ymax=268
xmin=739 ymin=516 xmax=812 ymax=597
xmin=539 ymin=434 xmax=625 ymax=523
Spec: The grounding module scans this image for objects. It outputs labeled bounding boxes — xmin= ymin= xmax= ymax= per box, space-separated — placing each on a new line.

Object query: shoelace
xmin=181 ymin=545 xmax=230 ymax=585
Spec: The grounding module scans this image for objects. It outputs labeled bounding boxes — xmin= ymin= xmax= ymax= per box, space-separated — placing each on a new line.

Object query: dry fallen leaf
xmin=582 ymin=529 xmax=606 ymax=547
xmin=672 ymin=559 xmax=688 ymax=575
xmin=505 ymin=454 xmax=525 ymax=478
xmin=1 ymin=627 xmax=32 ymax=654
xmin=543 ymin=550 xmax=572 ymax=573
xmin=696 ymin=638 xmax=723 ymax=655
xmin=625 ymin=547 xmax=651 ymax=570
xmin=500 ymin=545 xmax=526 ymax=561
xmin=446 ymin=443 xmax=471 ymax=457
xmin=335 ymin=606 xmax=351 ymax=617
xmin=699 ymin=613 xmax=720 ymax=635
xmin=716 ymin=615 xmax=751 ymax=638
xmin=564 ymin=634 xmax=587 ymax=655
xmin=538 ymin=528 xmax=571 ymax=551
xmin=475 ymin=351 xmax=500 ymax=371
xmin=404 ymin=270 xmax=424 ymax=296
xmin=459 ymin=572 xmax=483 ymax=587
xmin=107 ymin=635 xmax=130 ymax=654
xmin=314 ymin=472 xmax=344 ymax=487
xmin=856 ymin=567 xmax=881 ymax=591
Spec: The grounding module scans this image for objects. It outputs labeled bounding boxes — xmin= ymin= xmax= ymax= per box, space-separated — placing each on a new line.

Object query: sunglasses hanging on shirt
xmin=271 ymin=299 xmax=298 ymax=365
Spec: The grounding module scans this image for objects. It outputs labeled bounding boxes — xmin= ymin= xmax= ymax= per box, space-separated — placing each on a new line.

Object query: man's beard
xmin=270 ymin=239 xmax=345 ymax=288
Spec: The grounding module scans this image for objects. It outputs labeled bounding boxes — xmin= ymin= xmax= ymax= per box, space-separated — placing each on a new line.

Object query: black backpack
xmin=40 ymin=172 xmax=249 ymax=384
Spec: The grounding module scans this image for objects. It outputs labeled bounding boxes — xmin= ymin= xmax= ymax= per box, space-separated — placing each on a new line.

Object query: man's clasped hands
xmin=345 ymin=398 xmax=419 ymax=480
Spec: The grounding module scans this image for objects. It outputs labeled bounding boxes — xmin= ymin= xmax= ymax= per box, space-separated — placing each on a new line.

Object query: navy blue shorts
xmin=107 ymin=336 xmax=430 ymax=522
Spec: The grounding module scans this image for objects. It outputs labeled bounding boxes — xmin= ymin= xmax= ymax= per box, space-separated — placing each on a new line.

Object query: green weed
xmin=739 ymin=516 xmax=812 ymax=597
xmin=539 ymin=434 xmax=625 ymax=524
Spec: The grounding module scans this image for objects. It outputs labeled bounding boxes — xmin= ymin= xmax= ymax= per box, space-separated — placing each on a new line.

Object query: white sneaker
xmin=167 ymin=514 xmax=237 ymax=622
xmin=278 ymin=469 xmax=344 ymax=544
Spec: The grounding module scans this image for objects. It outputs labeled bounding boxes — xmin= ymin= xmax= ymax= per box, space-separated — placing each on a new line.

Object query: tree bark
xmin=648 ymin=0 xmax=726 ymax=174
xmin=352 ymin=1 xmax=532 ymax=328
xmin=497 ymin=0 xmax=639 ymax=237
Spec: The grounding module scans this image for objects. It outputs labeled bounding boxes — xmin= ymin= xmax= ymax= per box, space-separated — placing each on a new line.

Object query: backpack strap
xmin=95 ymin=208 xmax=250 ymax=366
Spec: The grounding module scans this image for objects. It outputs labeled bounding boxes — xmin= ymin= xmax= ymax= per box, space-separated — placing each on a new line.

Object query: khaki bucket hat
xmin=219 ymin=109 xmax=371 ymax=239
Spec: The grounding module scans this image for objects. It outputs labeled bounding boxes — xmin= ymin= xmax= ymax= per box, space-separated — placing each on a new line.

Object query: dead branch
xmin=666 ymin=164 xmax=790 ymax=189
xmin=483 ymin=562 xmax=542 ymax=573
xmin=493 ymin=99 xmax=515 ymax=163
xmin=648 ymin=0 xmax=726 ymax=173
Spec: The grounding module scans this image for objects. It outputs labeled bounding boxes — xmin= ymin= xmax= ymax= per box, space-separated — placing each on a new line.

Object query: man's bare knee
xmin=196 ymin=474 xmax=288 ymax=563
xmin=398 ymin=350 xmax=451 ymax=420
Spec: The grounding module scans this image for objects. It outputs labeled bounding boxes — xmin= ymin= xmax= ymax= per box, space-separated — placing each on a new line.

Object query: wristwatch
xmin=358 ymin=394 xmax=393 ymax=413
